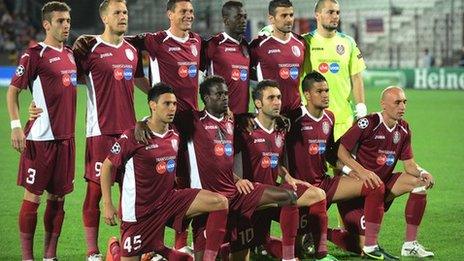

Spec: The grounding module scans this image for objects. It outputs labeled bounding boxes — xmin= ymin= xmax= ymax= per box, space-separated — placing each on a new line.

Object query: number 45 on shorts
xmin=124 ymin=235 xmax=142 ymax=253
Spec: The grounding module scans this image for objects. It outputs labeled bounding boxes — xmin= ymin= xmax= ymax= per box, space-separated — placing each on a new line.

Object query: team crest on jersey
xmin=67 ymin=53 xmax=75 ymax=64
xmin=15 ymin=65 xmax=25 ymax=76
xmin=322 ymin=121 xmax=330 ymax=135
xmin=171 ymin=139 xmax=178 ymax=152
xmin=291 ymin=45 xmax=301 ymax=57
xmin=241 ymin=45 xmax=249 ymax=58
xmin=393 ymin=131 xmax=401 ymax=144
xmin=125 ymin=48 xmax=134 ymax=61
xmin=357 ymin=118 xmax=369 ymax=129
xmin=226 ymin=122 xmax=234 ymax=135
xmin=336 ymin=44 xmax=345 ymax=55
xmin=190 ymin=44 xmax=198 ymax=57
xmin=110 ymin=142 xmax=121 ymax=154
xmin=275 ymin=134 xmax=283 ymax=148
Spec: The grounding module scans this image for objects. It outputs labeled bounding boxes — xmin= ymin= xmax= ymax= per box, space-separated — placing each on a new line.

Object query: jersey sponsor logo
xmin=225 ymin=47 xmax=237 ymax=52
xmin=279 ymin=67 xmax=290 ymax=79
xmin=123 ymin=68 xmax=133 ymax=80
xmin=49 ymin=57 xmax=61 ymax=63
xmin=240 ymin=69 xmax=248 ymax=81
xmin=111 ymin=142 xmax=121 ymax=154
xmin=214 ymin=144 xmax=225 ymax=156
xmin=120 ymin=134 xmax=128 ymax=139
xmin=301 ymin=125 xmax=313 ymax=131
xmin=318 ymin=63 xmax=329 ymax=73
xmin=125 ymin=48 xmax=134 ymax=61
xmin=308 ymin=142 xmax=326 ymax=155
xmin=291 ymin=45 xmax=301 ymax=57
xmin=357 ymin=118 xmax=369 ymax=129
xmin=275 ymin=134 xmax=283 ymax=148
xmin=168 ymin=47 xmax=181 ymax=52
xmin=188 ymin=65 xmax=197 ymax=78
xmin=156 ymin=161 xmax=167 ymax=174
xmin=322 ymin=121 xmax=330 ymax=135
xmin=224 ymin=143 xmax=233 ymax=156
xmin=311 ymin=47 xmax=324 ymax=51
xmin=374 ymin=135 xmax=386 ymax=140
xmin=71 ymin=72 xmax=77 ymax=86
xmin=171 ymin=139 xmax=178 ymax=152
xmin=329 ymin=63 xmax=340 ymax=73
xmin=190 ymin=44 xmax=198 ymax=57
xmin=290 ymin=67 xmax=299 ymax=79
xmin=376 ymin=153 xmax=395 ymax=166
xmin=114 ymin=68 xmax=124 ymax=80
xmin=145 ymin=144 xmax=158 ymax=150
xmin=268 ymin=49 xmax=281 ymax=54
xmin=231 ymin=68 xmax=240 ymax=81
xmin=254 ymin=138 xmax=265 ymax=143
xmin=68 ymin=53 xmax=75 ymax=64
xmin=393 ymin=131 xmax=401 ymax=144
xmin=166 ymin=159 xmax=176 ymax=173
xmin=270 ymin=155 xmax=279 ymax=168
xmin=62 ymin=73 xmax=72 ymax=86
xmin=336 ymin=44 xmax=345 ymax=55
xmin=100 ymin=52 xmax=113 ymax=59
xmin=15 ymin=65 xmax=25 ymax=76
xmin=386 ymin=154 xmax=395 ymax=166
xmin=319 ymin=142 xmax=326 ymax=154
xmin=261 ymin=156 xmax=271 ymax=168
xmin=178 ymin=66 xmax=188 ymax=78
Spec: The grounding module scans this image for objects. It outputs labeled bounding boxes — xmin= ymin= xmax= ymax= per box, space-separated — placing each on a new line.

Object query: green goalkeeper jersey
xmin=302 ymin=30 xmax=366 ymax=124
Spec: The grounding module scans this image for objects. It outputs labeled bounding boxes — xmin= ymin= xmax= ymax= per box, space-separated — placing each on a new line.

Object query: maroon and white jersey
xmin=205 ymin=32 xmax=250 ymax=114
xmin=75 ymin=36 xmax=140 ymax=137
xmin=10 ymin=43 xmax=77 ymax=140
xmin=236 ymin=118 xmax=286 ymax=186
xmin=187 ymin=111 xmax=237 ymax=198
xmin=135 ymin=30 xmax=202 ymax=112
xmin=250 ymin=33 xmax=305 ymax=113
xmin=286 ymin=107 xmax=335 ymax=185
xmin=340 ymin=113 xmax=413 ymax=181
xmin=107 ymin=127 xmax=180 ymax=222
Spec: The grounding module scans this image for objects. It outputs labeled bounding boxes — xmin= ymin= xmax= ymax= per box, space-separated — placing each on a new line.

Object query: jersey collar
xmin=221 ymin=32 xmax=241 ymax=45
xmin=254 ymin=117 xmax=274 ymax=134
xmin=165 ymin=29 xmax=189 ymax=43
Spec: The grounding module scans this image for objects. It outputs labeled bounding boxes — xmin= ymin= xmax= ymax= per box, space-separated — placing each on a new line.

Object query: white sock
xmin=363 ymin=245 xmax=378 ymax=252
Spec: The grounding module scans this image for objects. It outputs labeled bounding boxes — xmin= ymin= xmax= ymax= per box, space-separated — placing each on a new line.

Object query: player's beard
xmin=322 ymin=23 xmax=338 ymax=32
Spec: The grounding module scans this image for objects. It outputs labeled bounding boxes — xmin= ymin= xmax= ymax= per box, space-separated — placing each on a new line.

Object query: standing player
xmin=6 ymin=2 xmax=75 ymax=260
xmin=203 ymin=1 xmax=250 ymax=115
xmin=235 ymin=80 xmax=338 ymax=261
xmin=250 ymin=0 xmax=305 ymax=114
xmin=337 ymin=86 xmax=435 ymax=258
xmin=100 ymin=84 xmax=229 ymax=261
xmin=302 ymin=0 xmax=367 ymax=140
xmin=286 ymin=71 xmax=392 ymax=260
xmin=72 ymin=1 xmax=150 ymax=260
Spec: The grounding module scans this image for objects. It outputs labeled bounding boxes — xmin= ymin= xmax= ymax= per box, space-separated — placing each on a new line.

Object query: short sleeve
xmin=399 ymin=127 xmax=414 ymax=160
xmin=349 ymin=39 xmax=366 ymax=76
xmin=10 ymin=50 xmax=38 ymax=89
xmin=340 ymin=116 xmax=371 ymax=151
xmin=107 ymin=130 xmax=137 ymax=169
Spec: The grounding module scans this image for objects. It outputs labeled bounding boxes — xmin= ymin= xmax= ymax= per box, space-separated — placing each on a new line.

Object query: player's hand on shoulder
xmin=275 ymin=115 xmax=291 ymax=132
xmin=11 ymin=127 xmax=26 ymax=153
xmin=236 ymin=179 xmax=254 ymax=194
xmin=28 ymin=101 xmax=43 ymax=120
xmin=236 ymin=113 xmax=257 ymax=133
xmin=72 ymin=34 xmax=95 ymax=57
xmin=102 ymin=202 xmax=118 ymax=226
xmin=134 ymin=119 xmax=151 ymax=145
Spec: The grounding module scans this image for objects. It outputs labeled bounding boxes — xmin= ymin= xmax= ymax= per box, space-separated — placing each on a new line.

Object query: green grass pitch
xmin=0 ymin=86 xmax=463 ymax=260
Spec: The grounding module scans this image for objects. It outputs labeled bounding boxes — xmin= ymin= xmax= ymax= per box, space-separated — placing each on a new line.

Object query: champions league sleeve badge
xmin=357 ymin=118 xmax=369 ymax=129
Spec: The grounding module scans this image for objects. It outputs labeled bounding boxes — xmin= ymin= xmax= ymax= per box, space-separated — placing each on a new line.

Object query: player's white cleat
xmin=86 ymin=253 xmax=103 ymax=261
xmin=43 ymin=258 xmax=58 ymax=261
xmin=177 ymin=245 xmax=194 ymax=256
xmin=401 ymin=241 xmax=434 ymax=257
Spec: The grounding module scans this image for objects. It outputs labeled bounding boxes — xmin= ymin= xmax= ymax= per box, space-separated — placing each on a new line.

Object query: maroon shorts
xmin=85 ymin=135 xmax=120 ymax=184
xmin=316 ymin=174 xmax=342 ymax=205
xmin=192 ymin=183 xmax=270 ymax=252
xmin=120 ymin=188 xmax=200 ymax=257
xmin=18 ymin=139 xmax=75 ymax=196
xmin=337 ymin=172 xmax=401 ymax=235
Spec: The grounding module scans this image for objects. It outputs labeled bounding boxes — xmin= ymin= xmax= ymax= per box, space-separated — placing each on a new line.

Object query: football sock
xmin=405 ymin=193 xmax=426 ymax=242
xmin=174 ymin=230 xmax=188 ymax=250
xmin=219 ymin=243 xmax=230 ymax=261
xmin=264 ymin=236 xmax=282 ymax=258
xmin=83 ymin=181 xmax=102 ymax=256
xmin=280 ymin=205 xmax=298 ymax=259
xmin=361 ymin=183 xmax=385 ymax=246
xmin=158 ymin=246 xmax=193 ymax=261
xmin=327 ymin=228 xmax=362 ymax=254
xmin=43 ymin=199 xmax=65 ymax=258
xmin=19 ymin=200 xmax=39 ymax=260
xmin=204 ymin=209 xmax=228 ymax=260
xmin=308 ymin=200 xmax=328 ymax=259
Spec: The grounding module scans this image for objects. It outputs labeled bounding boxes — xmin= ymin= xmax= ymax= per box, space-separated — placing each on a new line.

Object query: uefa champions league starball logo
xmin=16 ymin=65 xmax=25 ymax=76
xmin=358 ymin=118 xmax=369 ymax=129
xmin=110 ymin=142 xmax=121 ymax=154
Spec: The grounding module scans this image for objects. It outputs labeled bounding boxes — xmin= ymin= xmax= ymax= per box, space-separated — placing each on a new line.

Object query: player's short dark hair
xmin=99 ymin=0 xmax=126 ymax=15
xmin=269 ymin=0 xmax=293 ymax=16
xmin=314 ymin=0 xmax=338 ymax=13
xmin=252 ymin=79 xmax=280 ymax=101
xmin=222 ymin=1 xmax=243 ymax=19
xmin=42 ymin=1 xmax=71 ymax=22
xmin=167 ymin=0 xmax=191 ymax=11
xmin=148 ymin=82 xmax=174 ymax=102
xmin=302 ymin=71 xmax=327 ymax=92
xmin=200 ymin=75 xmax=226 ymax=103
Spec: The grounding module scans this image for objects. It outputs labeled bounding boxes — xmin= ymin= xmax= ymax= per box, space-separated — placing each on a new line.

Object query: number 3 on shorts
xmin=26 ymin=168 xmax=36 ymax=184
xmin=124 ymin=235 xmax=142 ymax=253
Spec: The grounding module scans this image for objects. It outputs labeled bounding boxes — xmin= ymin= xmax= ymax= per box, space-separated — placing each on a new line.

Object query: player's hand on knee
xmin=103 ymin=203 xmax=118 ymax=226
xmin=28 ymin=101 xmax=43 ymax=120
xmin=134 ymin=120 xmax=151 ymax=144
xmin=421 ymin=172 xmax=435 ymax=189
xmin=360 ymin=169 xmax=381 ymax=189
xmin=236 ymin=179 xmax=254 ymax=194
xmin=11 ymin=127 xmax=26 ymax=153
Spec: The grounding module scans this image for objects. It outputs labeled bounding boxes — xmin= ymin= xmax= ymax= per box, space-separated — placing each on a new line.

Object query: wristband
xmin=355 ymin=103 xmax=367 ymax=118
xmin=342 ymin=165 xmax=352 ymax=175
xmin=10 ymin=119 xmax=21 ymax=129
xmin=418 ymin=168 xmax=428 ymax=179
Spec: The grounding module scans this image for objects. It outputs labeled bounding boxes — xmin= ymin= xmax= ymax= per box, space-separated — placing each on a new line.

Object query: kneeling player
xmin=100 ymin=84 xmax=229 ymax=261
xmin=337 ymin=86 xmax=435 ymax=258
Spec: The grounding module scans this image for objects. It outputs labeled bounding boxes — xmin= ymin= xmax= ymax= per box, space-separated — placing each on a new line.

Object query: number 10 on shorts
xmin=124 ymin=235 xmax=142 ymax=253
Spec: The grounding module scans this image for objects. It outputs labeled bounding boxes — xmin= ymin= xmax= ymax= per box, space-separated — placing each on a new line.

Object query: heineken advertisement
xmin=364 ymin=68 xmax=464 ymax=90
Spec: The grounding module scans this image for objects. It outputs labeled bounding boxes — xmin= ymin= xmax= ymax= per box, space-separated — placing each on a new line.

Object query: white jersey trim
xmin=27 ymin=76 xmax=55 ymax=140
xmin=165 ymin=29 xmax=189 ymax=43
xmin=188 ymin=140 xmax=202 ymax=189
xmin=256 ymin=62 xmax=264 ymax=81
xmin=254 ymin=117 xmax=274 ymax=134
xmin=121 ymin=158 xmax=137 ymax=222
xmin=149 ymin=57 xmax=161 ymax=86
xmin=221 ymin=32 xmax=240 ymax=45
xmin=85 ymin=72 xmax=102 ymax=137
xmin=376 ymin=112 xmax=396 ymax=133
xmin=96 ymin=35 xmax=124 ymax=49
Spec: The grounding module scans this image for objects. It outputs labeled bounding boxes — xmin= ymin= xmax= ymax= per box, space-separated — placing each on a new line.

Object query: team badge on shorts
xmin=68 ymin=53 xmax=76 ymax=64
xmin=111 ymin=142 xmax=121 ymax=154
xmin=393 ymin=131 xmax=401 ymax=144
xmin=15 ymin=65 xmax=25 ymax=76
xmin=336 ymin=44 xmax=345 ymax=55
xmin=357 ymin=118 xmax=369 ymax=129
xmin=190 ymin=44 xmax=198 ymax=57
xmin=291 ymin=45 xmax=301 ymax=57
xmin=322 ymin=121 xmax=330 ymax=135
xmin=171 ymin=139 xmax=178 ymax=152
xmin=125 ymin=48 xmax=134 ymax=61
xmin=275 ymin=134 xmax=283 ymax=148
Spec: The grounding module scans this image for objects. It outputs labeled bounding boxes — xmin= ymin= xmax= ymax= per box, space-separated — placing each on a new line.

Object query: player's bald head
xmin=314 ymin=0 xmax=338 ymax=13
xmin=381 ymin=86 xmax=405 ymax=101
